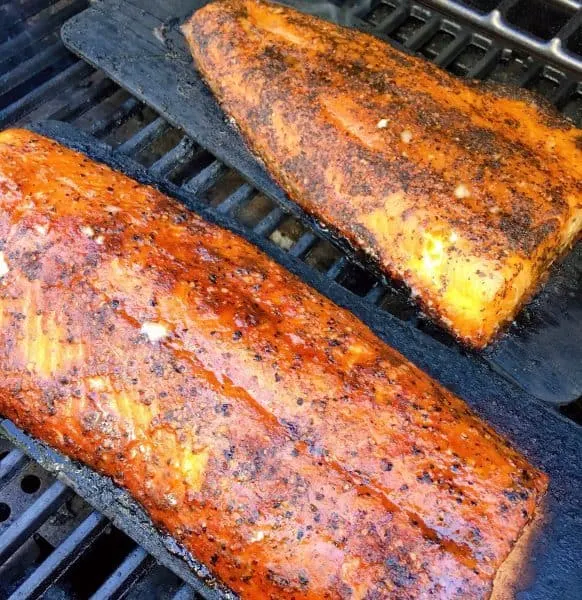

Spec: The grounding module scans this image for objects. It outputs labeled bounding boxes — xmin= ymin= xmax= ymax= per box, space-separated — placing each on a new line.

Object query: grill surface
xmin=0 ymin=0 xmax=581 ymax=598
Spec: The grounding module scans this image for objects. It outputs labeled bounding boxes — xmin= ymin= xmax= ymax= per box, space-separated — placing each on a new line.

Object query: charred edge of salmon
xmin=182 ymin=0 xmax=581 ymax=350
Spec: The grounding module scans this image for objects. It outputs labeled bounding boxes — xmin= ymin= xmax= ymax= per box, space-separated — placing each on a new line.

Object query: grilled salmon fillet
xmin=0 ymin=130 xmax=547 ymax=599
xmin=183 ymin=0 xmax=582 ymax=348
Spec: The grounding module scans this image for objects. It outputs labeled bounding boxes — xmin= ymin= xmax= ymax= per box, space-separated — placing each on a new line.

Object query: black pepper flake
xmin=329 ymin=513 xmax=340 ymax=530
xmin=232 ymin=330 xmax=242 ymax=341
xmin=150 ymin=363 xmax=164 ymax=377
xmin=296 ymin=398 xmax=304 ymax=406
xmin=208 ymin=273 xmax=217 ymax=283
xmin=503 ymin=490 xmax=519 ymax=503
xmin=384 ymin=557 xmax=417 ymax=588
xmin=296 ymin=529 xmax=304 ymax=540
xmin=417 ymin=472 xmax=433 ymax=484
xmin=380 ymin=459 xmax=393 ymax=472
xmin=215 ymin=403 xmax=231 ymax=417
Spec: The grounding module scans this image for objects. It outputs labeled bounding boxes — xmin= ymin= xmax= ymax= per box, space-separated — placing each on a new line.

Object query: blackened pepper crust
xmin=184 ymin=0 xmax=582 ymax=348
xmin=0 ymin=129 xmax=547 ymax=599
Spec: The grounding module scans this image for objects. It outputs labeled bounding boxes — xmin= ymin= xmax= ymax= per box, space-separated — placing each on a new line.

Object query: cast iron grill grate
xmin=0 ymin=1 xmax=581 ymax=599
xmin=416 ymin=0 xmax=582 ymax=70
xmin=0 ymin=433 xmax=198 ymax=600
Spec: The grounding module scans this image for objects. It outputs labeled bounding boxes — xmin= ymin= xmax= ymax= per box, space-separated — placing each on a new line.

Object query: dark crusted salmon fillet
xmin=183 ymin=0 xmax=582 ymax=348
xmin=0 ymin=129 xmax=547 ymax=599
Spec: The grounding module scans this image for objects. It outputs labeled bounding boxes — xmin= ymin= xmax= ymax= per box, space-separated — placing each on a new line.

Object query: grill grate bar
xmin=376 ymin=3 xmax=409 ymax=35
xmin=114 ymin=116 xmax=170 ymax=157
xmin=172 ymin=584 xmax=198 ymax=600
xmin=0 ymin=0 xmax=85 ymax=69
xmin=88 ymin=546 xmax=153 ymax=600
xmin=149 ymin=137 xmax=199 ymax=179
xmin=516 ymin=61 xmax=543 ymax=87
xmin=1 ymin=0 xmax=61 ymax=41
xmin=289 ymin=232 xmax=318 ymax=258
xmin=181 ymin=160 xmax=228 ymax=197
xmin=0 ymin=481 xmax=72 ymax=566
xmin=88 ymin=96 xmax=141 ymax=137
xmin=466 ymin=45 xmax=502 ymax=78
xmin=550 ymin=78 xmax=578 ymax=105
xmin=48 ymin=76 xmax=117 ymax=123
xmin=0 ymin=449 xmax=27 ymax=486
xmin=215 ymin=183 xmax=255 ymax=215
xmin=557 ymin=9 xmax=582 ymax=40
xmin=434 ymin=31 xmax=472 ymax=66
xmin=253 ymin=206 xmax=286 ymax=237
xmin=0 ymin=60 xmax=93 ymax=127
xmin=365 ymin=283 xmax=387 ymax=305
xmin=8 ymin=511 xmax=109 ymax=600
xmin=421 ymin=0 xmax=582 ymax=71
xmin=404 ymin=15 xmax=442 ymax=50
xmin=497 ymin=0 xmax=520 ymax=12
xmin=326 ymin=256 xmax=349 ymax=280
xmin=0 ymin=41 xmax=69 ymax=100
xmin=0 ymin=32 xmax=58 ymax=79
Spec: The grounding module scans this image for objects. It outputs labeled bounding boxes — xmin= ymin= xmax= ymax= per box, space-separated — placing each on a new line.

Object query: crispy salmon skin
xmin=0 ymin=129 xmax=547 ymax=599
xmin=183 ymin=0 xmax=582 ymax=348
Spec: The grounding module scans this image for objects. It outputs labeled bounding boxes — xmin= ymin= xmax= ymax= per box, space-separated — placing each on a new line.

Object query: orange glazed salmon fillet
xmin=0 ymin=130 xmax=547 ymax=599
xmin=183 ymin=0 xmax=582 ymax=348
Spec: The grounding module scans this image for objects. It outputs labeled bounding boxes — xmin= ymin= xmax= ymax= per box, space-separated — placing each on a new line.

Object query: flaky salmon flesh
xmin=0 ymin=129 xmax=547 ymax=599
xmin=184 ymin=0 xmax=582 ymax=348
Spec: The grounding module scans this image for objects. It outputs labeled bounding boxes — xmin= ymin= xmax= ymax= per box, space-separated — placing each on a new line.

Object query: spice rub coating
xmin=184 ymin=0 xmax=582 ymax=348
xmin=0 ymin=130 xmax=547 ymax=599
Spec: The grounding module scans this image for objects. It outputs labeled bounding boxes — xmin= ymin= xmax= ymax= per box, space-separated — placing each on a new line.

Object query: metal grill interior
xmin=0 ymin=0 xmax=581 ymax=598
